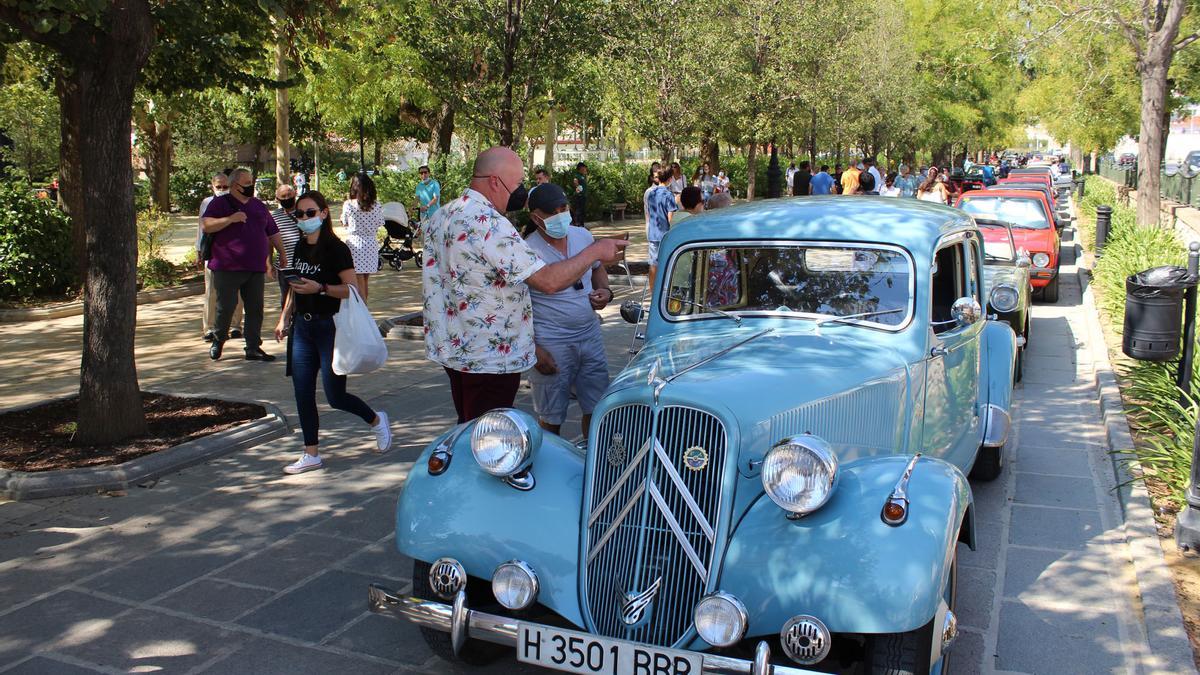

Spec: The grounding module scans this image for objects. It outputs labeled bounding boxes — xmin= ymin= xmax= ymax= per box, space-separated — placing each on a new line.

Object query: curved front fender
xmin=718 ymin=455 xmax=971 ymax=637
xmin=983 ymin=319 xmax=1016 ymax=412
xmin=395 ymin=426 xmax=586 ymax=627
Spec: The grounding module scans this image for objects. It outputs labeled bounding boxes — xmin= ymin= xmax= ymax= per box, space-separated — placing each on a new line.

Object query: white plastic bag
xmin=332 ymin=285 xmax=388 ymax=375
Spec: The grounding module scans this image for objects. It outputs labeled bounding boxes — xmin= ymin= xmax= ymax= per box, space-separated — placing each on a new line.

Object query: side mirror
xmin=620 ymin=300 xmax=643 ymax=324
xmin=951 ymin=296 xmax=982 ymax=327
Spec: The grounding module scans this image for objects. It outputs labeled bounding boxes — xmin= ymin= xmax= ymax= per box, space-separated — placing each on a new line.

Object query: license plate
xmin=517 ymin=623 xmax=704 ymax=675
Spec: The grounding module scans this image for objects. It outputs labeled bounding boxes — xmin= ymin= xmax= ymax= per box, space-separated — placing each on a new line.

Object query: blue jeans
xmin=290 ymin=314 xmax=375 ymax=446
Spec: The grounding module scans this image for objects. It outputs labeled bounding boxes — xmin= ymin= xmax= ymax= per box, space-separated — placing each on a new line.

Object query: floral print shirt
xmin=422 ymin=189 xmax=546 ymax=373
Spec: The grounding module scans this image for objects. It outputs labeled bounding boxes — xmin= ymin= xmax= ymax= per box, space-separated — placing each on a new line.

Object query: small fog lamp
xmin=694 ymin=592 xmax=748 ymax=647
xmin=492 ymin=560 xmax=539 ymax=610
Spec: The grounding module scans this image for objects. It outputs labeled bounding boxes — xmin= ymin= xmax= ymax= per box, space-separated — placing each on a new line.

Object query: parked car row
xmin=370 ymin=196 xmax=1021 ymax=674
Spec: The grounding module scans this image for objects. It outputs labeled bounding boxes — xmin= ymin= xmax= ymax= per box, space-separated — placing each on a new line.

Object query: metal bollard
xmin=1095 ymin=205 xmax=1112 ymax=255
xmin=1077 ymin=176 xmax=1085 ymax=199
xmin=1174 ymin=242 xmax=1200 ymax=552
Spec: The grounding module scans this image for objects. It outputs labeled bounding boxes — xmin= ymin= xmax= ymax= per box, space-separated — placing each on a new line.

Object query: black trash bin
xmin=1123 ymin=266 xmax=1198 ymax=361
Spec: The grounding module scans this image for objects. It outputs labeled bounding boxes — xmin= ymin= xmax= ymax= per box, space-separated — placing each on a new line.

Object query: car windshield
xmin=959 ymin=197 xmax=1050 ymax=229
xmin=663 ymin=243 xmax=913 ymax=329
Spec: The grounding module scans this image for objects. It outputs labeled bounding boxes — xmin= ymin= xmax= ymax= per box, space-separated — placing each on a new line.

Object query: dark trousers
xmin=291 ymin=315 xmax=376 ymax=446
xmin=212 ymin=269 xmax=265 ymax=348
xmin=444 ymin=367 xmax=521 ymax=424
xmin=572 ymin=195 xmax=587 ymax=227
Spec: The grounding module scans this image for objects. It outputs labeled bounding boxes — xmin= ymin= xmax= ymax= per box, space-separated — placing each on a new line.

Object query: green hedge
xmin=1084 ymin=178 xmax=1197 ymax=507
xmin=0 ymin=181 xmax=76 ymax=301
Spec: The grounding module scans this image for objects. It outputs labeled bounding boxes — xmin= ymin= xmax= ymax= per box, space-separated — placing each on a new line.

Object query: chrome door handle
xmin=930 ymin=346 xmax=948 ymax=357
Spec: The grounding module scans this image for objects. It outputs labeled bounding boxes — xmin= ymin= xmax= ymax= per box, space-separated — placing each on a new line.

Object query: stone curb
xmin=0 ymin=280 xmax=204 ymax=323
xmin=0 ymin=395 xmax=291 ymax=501
xmin=1078 ymin=265 xmax=1196 ymax=673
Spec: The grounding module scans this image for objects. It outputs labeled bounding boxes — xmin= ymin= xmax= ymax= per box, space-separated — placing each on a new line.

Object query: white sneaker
xmin=284 ymin=453 xmax=324 ymax=474
xmin=373 ymin=411 xmax=392 ymax=453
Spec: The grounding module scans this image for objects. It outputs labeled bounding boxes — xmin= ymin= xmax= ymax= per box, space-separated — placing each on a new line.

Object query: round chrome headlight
xmin=1032 ymin=252 xmax=1050 ymax=268
xmin=989 ymin=284 xmax=1019 ymax=313
xmin=492 ymin=560 xmax=539 ymax=610
xmin=471 ymin=409 xmax=536 ymax=476
xmin=694 ymin=592 xmax=748 ymax=647
xmin=761 ymin=435 xmax=839 ymax=516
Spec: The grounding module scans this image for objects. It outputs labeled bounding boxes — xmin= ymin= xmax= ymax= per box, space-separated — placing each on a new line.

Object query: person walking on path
xmin=523 ymin=183 xmax=613 ymax=439
xmin=421 ymin=146 xmax=628 ymax=424
xmin=341 ymin=173 xmax=384 ymax=302
xmin=572 ymin=161 xmax=589 ymax=228
xmin=415 ymin=165 xmax=441 ymax=224
xmin=917 ymin=168 xmax=952 ymax=204
xmin=786 ymin=161 xmax=797 ymax=195
xmin=793 ymin=161 xmax=813 ymax=196
xmin=198 ymin=171 xmax=242 ymax=343
xmin=668 ymin=162 xmax=686 ymax=199
xmin=293 ymin=170 xmax=307 ymax=196
xmin=840 ymin=160 xmax=861 ymax=196
xmin=202 ymin=167 xmax=286 ymax=362
xmin=895 ymin=164 xmax=920 ymax=198
xmin=865 ymin=158 xmax=883 ymax=195
xmin=810 ymin=165 xmax=834 ymax=195
xmin=646 ymin=167 xmax=678 ymax=294
xmin=273 ymin=190 xmax=392 ymax=475
xmin=643 ymin=161 xmax=663 ymax=231
xmin=271 ymin=184 xmax=301 ymax=308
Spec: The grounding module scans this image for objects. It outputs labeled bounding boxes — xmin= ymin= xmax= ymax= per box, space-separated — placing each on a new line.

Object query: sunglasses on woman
xmin=292 ymin=208 xmax=321 ymax=219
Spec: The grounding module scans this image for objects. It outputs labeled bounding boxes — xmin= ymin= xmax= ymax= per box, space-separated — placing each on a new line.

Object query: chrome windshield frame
xmin=658 ymin=239 xmax=917 ymax=333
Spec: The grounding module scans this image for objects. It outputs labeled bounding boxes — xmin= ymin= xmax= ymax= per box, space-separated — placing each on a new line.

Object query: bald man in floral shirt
xmin=421 ymin=146 xmax=628 ymax=423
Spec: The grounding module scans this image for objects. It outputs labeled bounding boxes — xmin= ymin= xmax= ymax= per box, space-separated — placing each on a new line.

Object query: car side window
xmin=965 ymin=239 xmax=980 ymax=302
xmin=931 ymin=243 xmax=965 ymax=335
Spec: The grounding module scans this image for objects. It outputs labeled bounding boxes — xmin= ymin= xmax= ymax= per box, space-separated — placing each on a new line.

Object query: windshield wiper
xmin=815 ymin=307 xmax=905 ymax=329
xmin=669 ymin=294 xmax=742 ymax=326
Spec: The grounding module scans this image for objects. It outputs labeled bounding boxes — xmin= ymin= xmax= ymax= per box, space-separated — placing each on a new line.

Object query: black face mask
xmin=279 ymin=197 xmax=296 ymax=210
xmin=237 ymin=184 xmax=254 ymax=197
xmin=505 ymin=182 xmax=528 ymax=212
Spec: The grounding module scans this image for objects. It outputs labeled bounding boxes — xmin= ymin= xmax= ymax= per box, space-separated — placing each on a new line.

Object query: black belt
xmin=299 ymin=312 xmax=336 ymax=321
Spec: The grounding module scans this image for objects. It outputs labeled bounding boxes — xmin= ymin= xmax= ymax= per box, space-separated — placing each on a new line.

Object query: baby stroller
xmin=378 ymin=201 xmax=422 ymax=271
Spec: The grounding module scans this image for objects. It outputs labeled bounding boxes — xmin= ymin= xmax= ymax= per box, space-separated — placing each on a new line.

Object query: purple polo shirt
xmin=202 ymin=195 xmax=279 ymax=272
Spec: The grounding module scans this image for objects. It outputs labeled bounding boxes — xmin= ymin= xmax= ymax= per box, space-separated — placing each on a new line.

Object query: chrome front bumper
xmin=368 ymin=584 xmax=820 ymax=675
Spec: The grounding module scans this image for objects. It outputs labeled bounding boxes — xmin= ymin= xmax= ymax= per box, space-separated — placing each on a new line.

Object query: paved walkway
xmin=0 ymin=211 xmax=1188 ymax=674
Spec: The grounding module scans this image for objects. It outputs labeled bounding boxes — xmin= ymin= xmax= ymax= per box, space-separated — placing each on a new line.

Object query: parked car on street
xmin=976 ymin=219 xmax=1033 ymax=381
xmin=989 ymin=181 xmax=1071 ymax=229
xmin=369 ymin=197 xmax=1017 ymax=675
xmin=956 ymin=189 xmax=1062 ymax=302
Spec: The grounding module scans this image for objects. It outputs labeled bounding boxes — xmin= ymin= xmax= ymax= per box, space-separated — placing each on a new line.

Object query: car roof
xmin=661 ymin=196 xmax=973 ymax=255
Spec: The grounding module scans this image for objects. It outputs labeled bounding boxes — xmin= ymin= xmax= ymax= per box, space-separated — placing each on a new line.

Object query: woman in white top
xmin=916 ymin=168 xmax=951 ymax=204
xmin=668 ymin=162 xmax=686 ymax=197
xmin=341 ymin=173 xmax=384 ymax=301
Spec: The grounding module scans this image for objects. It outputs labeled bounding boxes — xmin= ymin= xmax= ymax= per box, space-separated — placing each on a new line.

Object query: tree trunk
xmin=374 ymin=137 xmax=382 ymax=170
xmin=617 ymin=126 xmax=627 ymax=165
xmin=57 ymin=73 xmax=85 ymax=279
xmin=700 ymin=131 xmax=719 ymax=174
xmin=498 ymin=2 xmax=519 ymax=147
xmin=273 ymin=36 xmax=289 ymax=186
xmin=60 ymin=1 xmax=155 ymax=444
xmin=746 ymin=141 xmax=758 ymax=201
xmin=430 ymin=102 xmax=454 ymax=166
xmin=544 ymin=104 xmax=557 ymax=170
xmin=149 ymin=121 xmax=171 ymax=211
xmin=1136 ymin=63 xmax=1170 ymax=227
xmin=808 ymin=109 xmax=818 ymax=168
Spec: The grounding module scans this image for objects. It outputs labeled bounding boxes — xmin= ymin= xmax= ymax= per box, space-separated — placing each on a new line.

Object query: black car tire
xmin=1041 ymin=274 xmax=1060 ymax=303
xmin=411 ymin=559 xmax=506 ymax=665
xmin=867 ymin=552 xmax=956 ymax=674
xmin=971 ymin=434 xmax=1005 ymax=481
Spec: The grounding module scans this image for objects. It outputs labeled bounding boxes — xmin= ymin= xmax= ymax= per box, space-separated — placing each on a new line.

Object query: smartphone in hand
xmin=279 ymin=267 xmax=302 ymax=284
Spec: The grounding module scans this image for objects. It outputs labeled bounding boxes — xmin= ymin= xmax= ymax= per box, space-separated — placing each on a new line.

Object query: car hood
xmin=606 ymin=325 xmax=918 ymax=461
xmin=983 ymin=264 xmax=1020 ymax=290
xmin=1009 ymin=227 xmax=1055 ymax=255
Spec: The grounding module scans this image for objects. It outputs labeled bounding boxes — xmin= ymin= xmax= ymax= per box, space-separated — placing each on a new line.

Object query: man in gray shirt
xmin=524 ymin=183 xmax=614 ymax=439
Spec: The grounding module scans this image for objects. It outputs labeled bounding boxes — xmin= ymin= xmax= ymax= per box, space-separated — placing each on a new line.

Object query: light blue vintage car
xmin=369 ymin=196 xmax=1016 ymax=675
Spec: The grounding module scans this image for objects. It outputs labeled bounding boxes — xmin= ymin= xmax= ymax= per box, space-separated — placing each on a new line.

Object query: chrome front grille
xmin=584 ymin=404 xmax=727 ymax=647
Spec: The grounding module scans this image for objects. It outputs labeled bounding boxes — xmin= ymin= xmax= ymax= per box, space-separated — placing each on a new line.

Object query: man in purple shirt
xmin=201 ymin=167 xmax=287 ymax=361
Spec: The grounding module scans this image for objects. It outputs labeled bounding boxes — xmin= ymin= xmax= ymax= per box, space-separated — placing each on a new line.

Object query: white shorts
xmin=648 ymin=240 xmax=661 ymax=266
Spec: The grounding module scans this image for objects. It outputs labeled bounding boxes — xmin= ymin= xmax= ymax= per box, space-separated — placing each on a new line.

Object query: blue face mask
xmin=541 ymin=211 xmax=571 ymax=239
xmin=298 ymin=216 xmax=323 ymax=234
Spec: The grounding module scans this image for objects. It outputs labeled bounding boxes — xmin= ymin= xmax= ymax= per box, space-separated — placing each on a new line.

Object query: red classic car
xmin=955 ymin=189 xmax=1062 ymax=302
